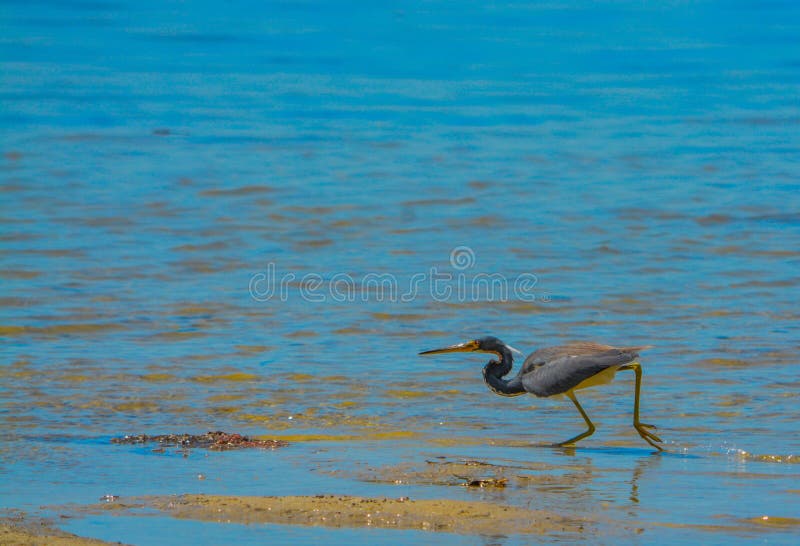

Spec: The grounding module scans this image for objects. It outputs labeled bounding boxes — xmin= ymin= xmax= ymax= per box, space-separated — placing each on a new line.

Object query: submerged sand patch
xmin=323 ymin=457 xmax=586 ymax=492
xmin=147 ymin=494 xmax=586 ymax=535
xmin=0 ymin=519 xmax=122 ymax=546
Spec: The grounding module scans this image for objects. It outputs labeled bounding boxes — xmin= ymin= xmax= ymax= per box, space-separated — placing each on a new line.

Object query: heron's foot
xmin=634 ymin=422 xmax=663 ymax=450
xmin=555 ymin=427 xmax=595 ymax=448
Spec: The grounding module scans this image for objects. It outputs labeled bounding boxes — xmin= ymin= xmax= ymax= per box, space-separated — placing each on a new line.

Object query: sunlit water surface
xmin=1 ymin=1 xmax=799 ymax=544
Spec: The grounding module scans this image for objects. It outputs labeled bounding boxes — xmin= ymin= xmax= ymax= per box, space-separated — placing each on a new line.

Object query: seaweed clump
xmin=111 ymin=431 xmax=287 ymax=451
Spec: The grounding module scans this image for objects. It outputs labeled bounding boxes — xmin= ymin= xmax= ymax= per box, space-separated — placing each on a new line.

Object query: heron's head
xmin=419 ymin=336 xmax=522 ymax=357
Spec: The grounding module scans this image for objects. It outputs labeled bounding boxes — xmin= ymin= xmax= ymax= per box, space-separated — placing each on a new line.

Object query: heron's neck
xmin=482 ymin=347 xmax=525 ymax=397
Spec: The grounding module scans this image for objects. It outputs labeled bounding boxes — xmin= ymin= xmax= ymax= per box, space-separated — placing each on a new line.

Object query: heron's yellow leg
xmin=557 ymin=391 xmax=596 ymax=447
xmin=626 ymin=362 xmax=663 ymax=450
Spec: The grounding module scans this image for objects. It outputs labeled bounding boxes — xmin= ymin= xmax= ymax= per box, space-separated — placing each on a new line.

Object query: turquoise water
xmin=2 ymin=0 xmax=799 ymax=543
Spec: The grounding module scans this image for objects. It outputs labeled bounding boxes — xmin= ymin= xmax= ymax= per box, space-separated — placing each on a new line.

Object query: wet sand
xmin=0 ymin=519 xmax=123 ymax=546
xmin=123 ymin=494 xmax=586 ymax=535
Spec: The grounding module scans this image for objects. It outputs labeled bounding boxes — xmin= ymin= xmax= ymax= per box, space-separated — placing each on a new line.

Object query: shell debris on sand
xmin=110 ymin=431 xmax=288 ymax=451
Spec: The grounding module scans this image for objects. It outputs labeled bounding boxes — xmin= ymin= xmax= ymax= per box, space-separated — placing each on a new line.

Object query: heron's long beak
xmin=419 ymin=340 xmax=480 ymax=355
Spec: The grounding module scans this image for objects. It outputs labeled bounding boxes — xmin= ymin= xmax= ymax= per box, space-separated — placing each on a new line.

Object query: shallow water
xmin=1 ymin=0 xmax=799 ymax=544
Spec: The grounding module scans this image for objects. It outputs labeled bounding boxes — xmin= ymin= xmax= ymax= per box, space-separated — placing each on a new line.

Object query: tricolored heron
xmin=419 ymin=336 xmax=663 ymax=450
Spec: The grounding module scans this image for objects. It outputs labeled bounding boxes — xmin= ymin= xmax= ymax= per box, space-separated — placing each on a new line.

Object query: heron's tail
xmin=622 ymin=345 xmax=653 ymax=355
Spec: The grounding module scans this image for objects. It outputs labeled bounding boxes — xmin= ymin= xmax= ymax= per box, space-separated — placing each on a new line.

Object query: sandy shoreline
xmin=147 ymin=493 xmax=585 ymax=535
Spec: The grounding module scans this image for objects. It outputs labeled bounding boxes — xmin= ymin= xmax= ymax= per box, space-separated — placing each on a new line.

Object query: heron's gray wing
xmin=520 ymin=350 xmax=639 ymax=397
xmin=520 ymin=342 xmax=616 ymax=375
